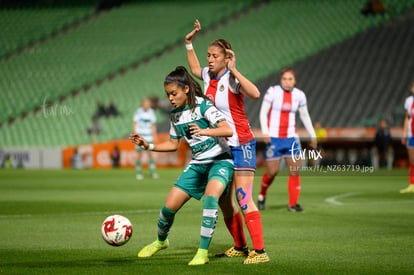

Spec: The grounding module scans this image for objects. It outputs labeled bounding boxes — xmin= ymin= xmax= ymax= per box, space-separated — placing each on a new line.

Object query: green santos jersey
xmin=169 ymin=96 xmax=233 ymax=164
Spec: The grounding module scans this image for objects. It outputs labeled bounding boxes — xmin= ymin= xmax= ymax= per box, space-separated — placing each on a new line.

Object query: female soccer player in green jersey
xmin=129 ymin=66 xmax=234 ymax=265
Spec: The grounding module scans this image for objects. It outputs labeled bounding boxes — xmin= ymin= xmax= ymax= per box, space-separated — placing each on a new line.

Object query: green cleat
xmin=188 ymin=248 xmax=209 ymax=266
xmin=400 ymin=185 xmax=414 ymax=193
xmin=137 ymin=239 xmax=169 ymax=258
xmin=243 ymin=250 xmax=270 ymax=264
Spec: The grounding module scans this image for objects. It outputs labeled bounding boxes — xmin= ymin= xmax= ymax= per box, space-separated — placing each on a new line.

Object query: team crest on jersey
xmin=172 ymin=113 xmax=181 ymax=123
xmin=219 ymin=84 xmax=225 ymax=92
xmin=191 ymin=112 xmax=198 ymax=120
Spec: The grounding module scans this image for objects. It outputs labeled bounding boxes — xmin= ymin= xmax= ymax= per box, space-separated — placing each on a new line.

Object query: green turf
xmin=0 ymin=168 xmax=413 ymax=274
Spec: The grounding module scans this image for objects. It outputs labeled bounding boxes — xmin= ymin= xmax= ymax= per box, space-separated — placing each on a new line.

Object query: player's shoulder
xmin=292 ymin=87 xmax=305 ymax=94
xmin=266 ymin=85 xmax=282 ymax=94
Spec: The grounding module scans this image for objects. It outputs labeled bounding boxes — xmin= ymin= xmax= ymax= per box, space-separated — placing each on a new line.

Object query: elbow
xmin=251 ymin=89 xmax=261 ymax=100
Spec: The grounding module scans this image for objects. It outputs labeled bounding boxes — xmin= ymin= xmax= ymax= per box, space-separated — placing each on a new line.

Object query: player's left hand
xmin=225 ymin=49 xmax=236 ymax=71
xmin=189 ymin=123 xmax=202 ymax=136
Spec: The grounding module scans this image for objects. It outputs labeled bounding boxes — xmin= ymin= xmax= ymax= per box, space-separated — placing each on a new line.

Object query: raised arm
xmin=185 ymin=19 xmax=202 ymax=80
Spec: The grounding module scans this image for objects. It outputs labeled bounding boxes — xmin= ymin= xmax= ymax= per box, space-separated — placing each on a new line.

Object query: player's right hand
xmin=185 ymin=19 xmax=201 ymax=44
xmin=129 ymin=134 xmax=147 ymax=149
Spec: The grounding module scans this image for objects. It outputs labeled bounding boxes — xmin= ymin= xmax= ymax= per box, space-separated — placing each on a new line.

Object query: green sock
xmin=157 ymin=205 xmax=176 ymax=242
xmin=136 ymin=160 xmax=142 ymax=175
xmin=149 ymin=159 xmax=156 ymax=175
xmin=199 ymin=196 xmax=218 ymax=250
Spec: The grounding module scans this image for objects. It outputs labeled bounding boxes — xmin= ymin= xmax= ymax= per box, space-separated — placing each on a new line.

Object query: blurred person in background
xmin=374 ymin=118 xmax=392 ymax=169
xmin=133 ymin=98 xmax=158 ymax=180
xmin=257 ymin=68 xmax=317 ymax=212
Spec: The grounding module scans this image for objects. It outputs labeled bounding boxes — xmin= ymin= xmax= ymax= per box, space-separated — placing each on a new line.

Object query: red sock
xmin=224 ymin=212 xmax=246 ymax=249
xmin=288 ymin=175 xmax=301 ymax=206
xmin=410 ymin=165 xmax=414 ymax=184
xmin=244 ymin=211 xmax=264 ymax=251
xmin=260 ymin=173 xmax=274 ymax=197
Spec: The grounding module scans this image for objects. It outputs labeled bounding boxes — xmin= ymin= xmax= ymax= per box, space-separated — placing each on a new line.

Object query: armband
xmin=148 ymin=143 xmax=154 ymax=151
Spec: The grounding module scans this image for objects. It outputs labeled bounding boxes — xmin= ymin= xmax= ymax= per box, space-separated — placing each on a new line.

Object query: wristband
xmin=147 ymin=143 xmax=154 ymax=151
xmin=185 ymin=43 xmax=193 ymax=50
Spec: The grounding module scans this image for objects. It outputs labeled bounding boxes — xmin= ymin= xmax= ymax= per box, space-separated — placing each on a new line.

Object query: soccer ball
xmin=101 ymin=215 xmax=133 ymax=246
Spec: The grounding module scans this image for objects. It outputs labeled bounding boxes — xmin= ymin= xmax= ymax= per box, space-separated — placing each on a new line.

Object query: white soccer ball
xmin=101 ymin=215 xmax=133 ymax=246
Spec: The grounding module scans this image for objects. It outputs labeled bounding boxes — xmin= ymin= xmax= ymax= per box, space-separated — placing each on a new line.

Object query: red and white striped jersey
xmin=201 ymin=67 xmax=254 ymax=146
xmin=261 ymin=85 xmax=307 ymax=138
xmin=404 ymin=95 xmax=414 ymax=137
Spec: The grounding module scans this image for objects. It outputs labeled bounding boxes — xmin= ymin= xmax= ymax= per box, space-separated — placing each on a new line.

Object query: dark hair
xmin=164 ymin=66 xmax=207 ymax=111
xmin=280 ymin=67 xmax=296 ymax=79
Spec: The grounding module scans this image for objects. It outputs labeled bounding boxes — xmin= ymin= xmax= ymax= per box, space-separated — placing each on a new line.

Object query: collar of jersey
xmin=212 ymin=68 xmax=229 ymax=80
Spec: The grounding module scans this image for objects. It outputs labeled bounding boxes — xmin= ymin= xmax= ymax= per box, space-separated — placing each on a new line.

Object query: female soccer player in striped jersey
xmin=258 ymin=68 xmax=317 ymax=212
xmin=401 ymin=81 xmax=414 ymax=193
xmin=130 ymin=66 xmax=234 ymax=265
xmin=185 ymin=19 xmax=269 ymax=264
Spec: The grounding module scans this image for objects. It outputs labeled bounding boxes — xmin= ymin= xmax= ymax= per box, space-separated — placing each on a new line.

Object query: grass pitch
xmin=0 ymin=168 xmax=413 ymax=274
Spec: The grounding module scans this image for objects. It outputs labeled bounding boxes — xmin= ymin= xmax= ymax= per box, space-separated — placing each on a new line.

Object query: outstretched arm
xmin=226 ymin=49 xmax=260 ymax=100
xmin=185 ymin=19 xmax=202 ymax=80
xmin=129 ymin=134 xmax=178 ymax=152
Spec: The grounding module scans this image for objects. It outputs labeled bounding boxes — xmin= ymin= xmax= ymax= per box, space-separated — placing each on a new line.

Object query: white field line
xmin=325 ymin=192 xmax=361 ymax=205
xmin=325 ymin=192 xmax=414 ymax=206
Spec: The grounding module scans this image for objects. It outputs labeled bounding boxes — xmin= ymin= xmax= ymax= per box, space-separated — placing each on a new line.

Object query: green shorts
xmin=174 ymin=160 xmax=234 ymax=200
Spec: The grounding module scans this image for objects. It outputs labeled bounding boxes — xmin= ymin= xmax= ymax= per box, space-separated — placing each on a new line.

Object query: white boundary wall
xmin=0 ymin=148 xmax=62 ymax=169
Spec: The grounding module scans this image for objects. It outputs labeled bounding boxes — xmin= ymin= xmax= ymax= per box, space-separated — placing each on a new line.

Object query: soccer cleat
xmin=188 ymin=248 xmax=209 ymax=265
xmin=288 ymin=204 xmax=303 ymax=212
xmin=137 ymin=239 xmax=169 ymax=258
xmin=258 ymin=195 xmax=266 ymax=210
xmin=136 ymin=174 xmax=144 ymax=180
xmin=151 ymin=173 xmax=159 ymax=179
xmin=243 ymin=250 xmax=270 ymax=264
xmin=400 ymin=185 xmax=414 ymax=193
xmin=215 ymin=246 xmax=249 ymax=258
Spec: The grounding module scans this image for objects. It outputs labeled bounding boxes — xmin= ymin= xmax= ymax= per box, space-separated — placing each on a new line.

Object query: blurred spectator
xmin=310 ymin=121 xmax=327 ymax=167
xmin=71 ymin=148 xmax=82 ymax=169
xmin=374 ymin=118 xmax=393 ymax=169
xmin=361 ymin=0 xmax=385 ymax=16
xmin=86 ymin=114 xmax=102 ymax=138
xmin=111 ymin=145 xmax=121 ymax=168
xmin=106 ymin=101 xmax=119 ymax=117
xmin=1 ymin=154 xmax=14 ymax=169
xmin=95 ymin=101 xmax=107 ymax=118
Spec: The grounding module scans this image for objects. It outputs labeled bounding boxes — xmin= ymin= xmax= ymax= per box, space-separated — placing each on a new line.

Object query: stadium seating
xmin=1 ymin=0 xmax=414 ymax=147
